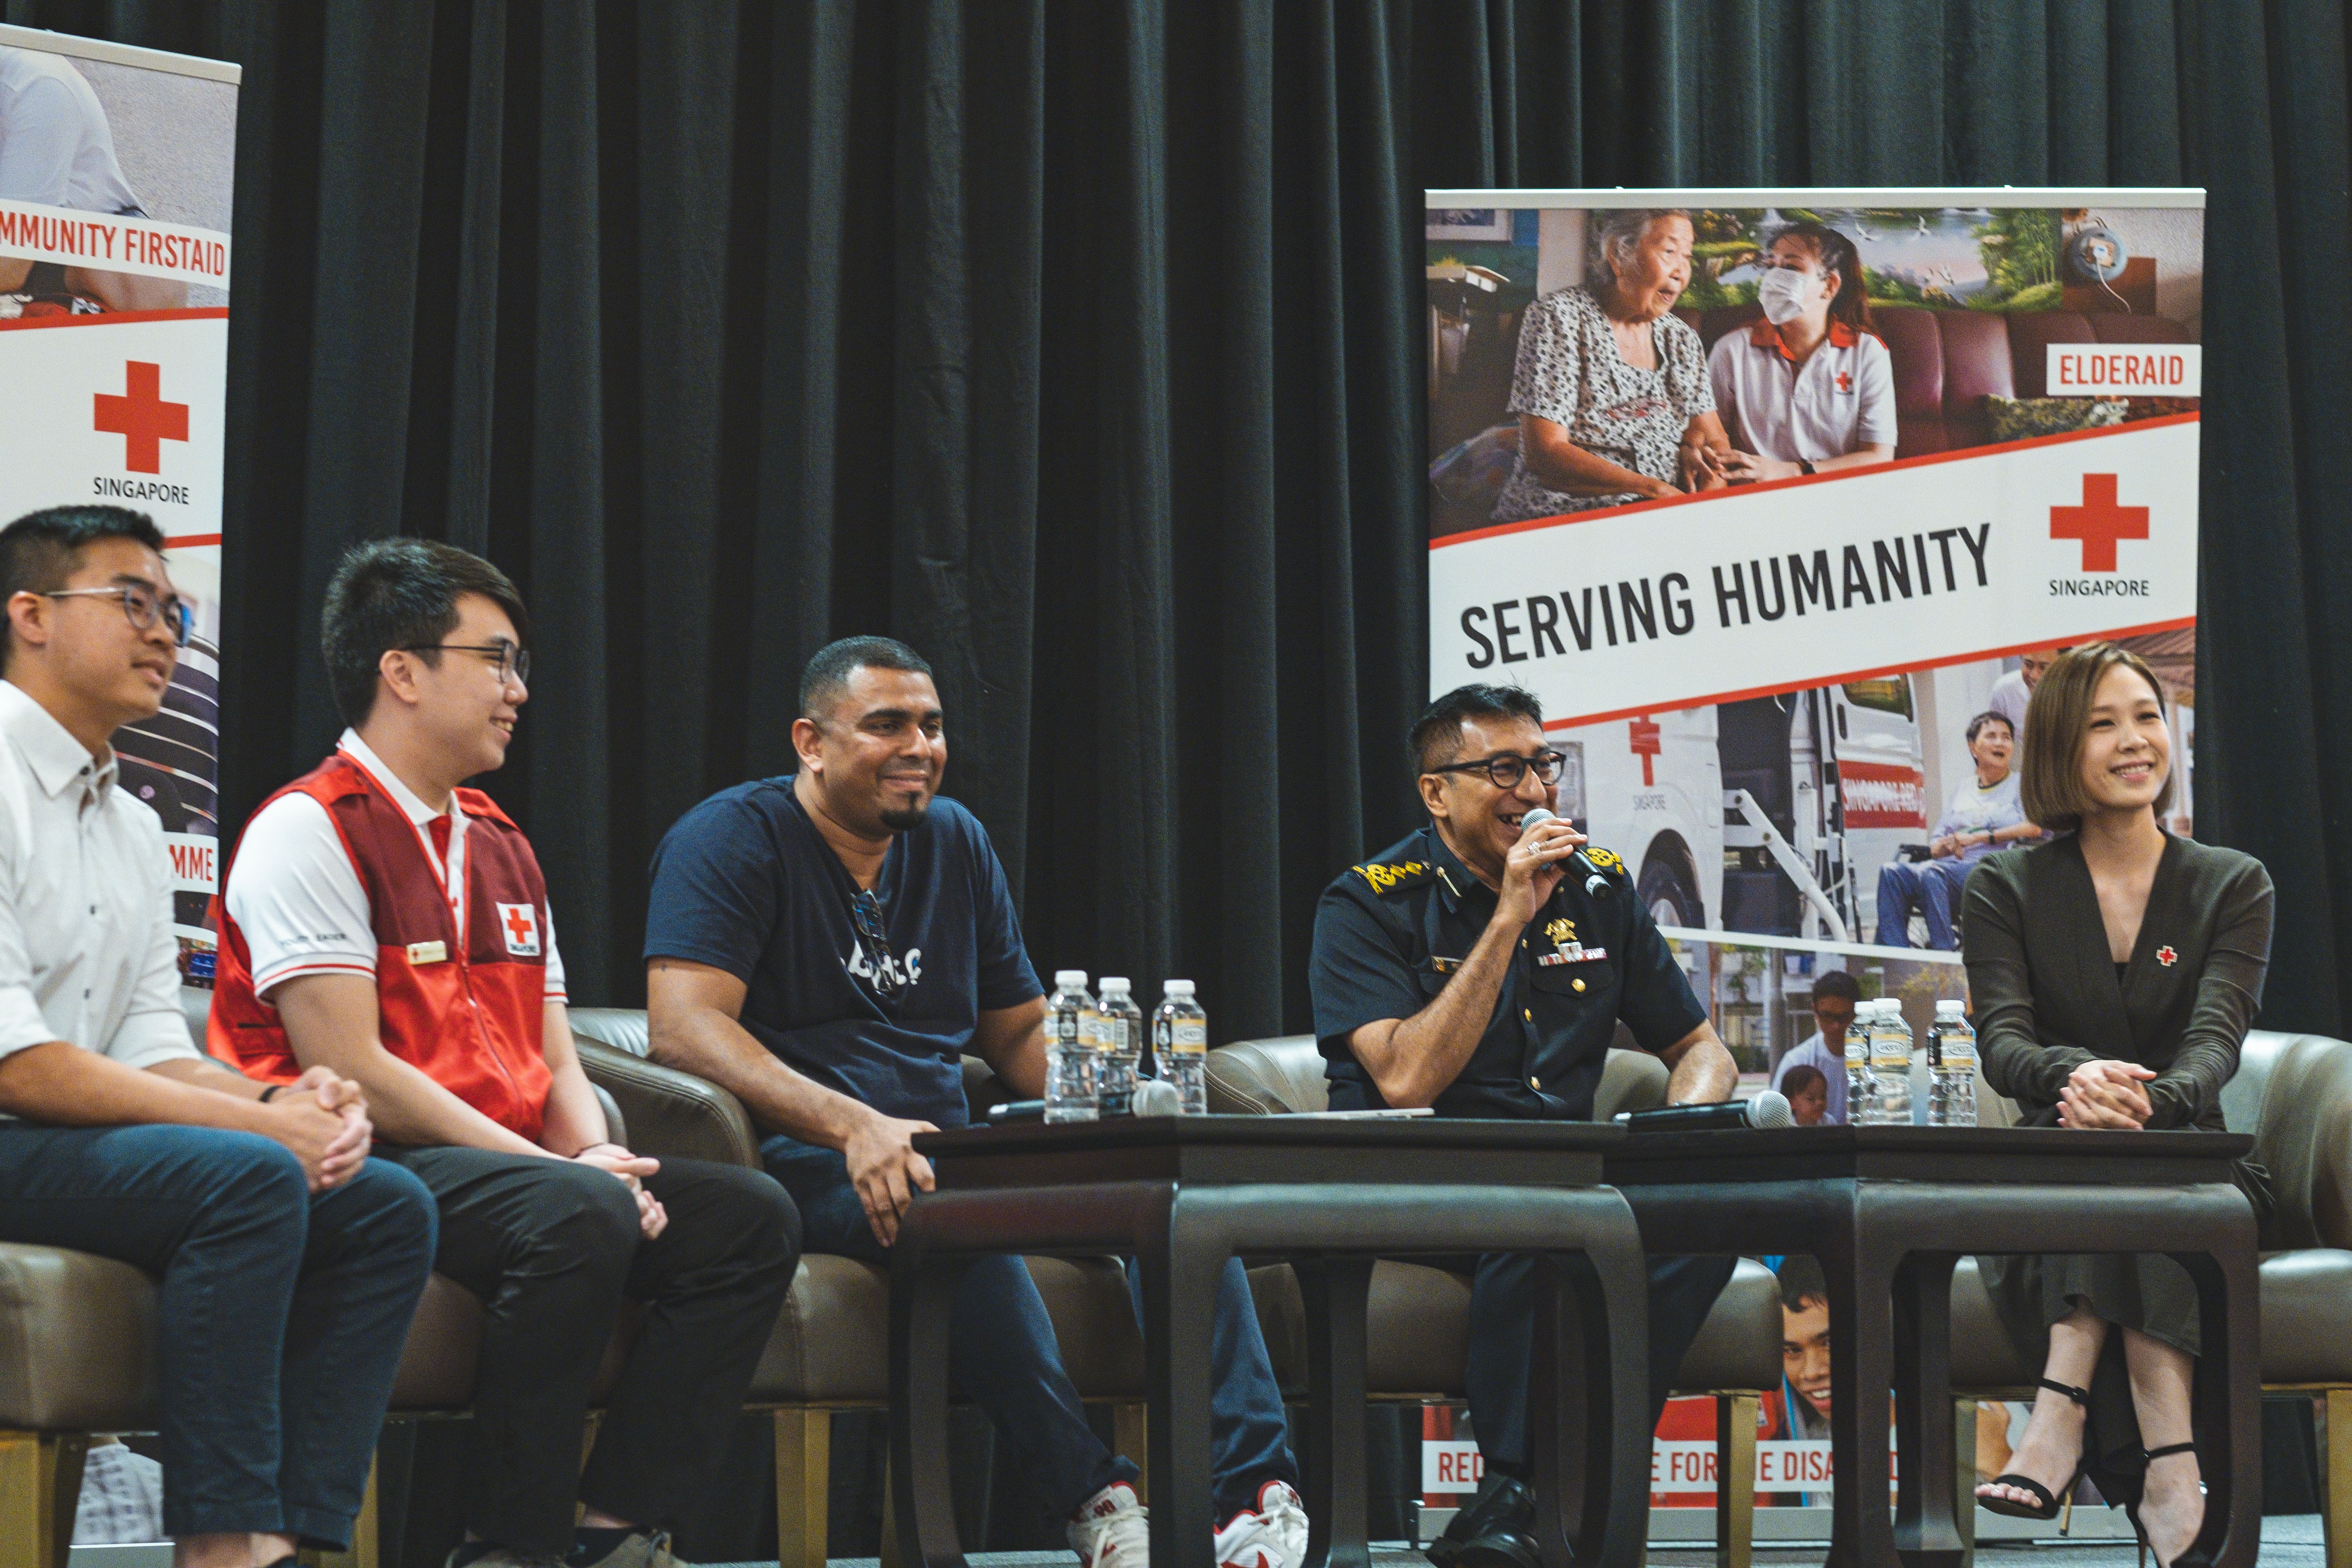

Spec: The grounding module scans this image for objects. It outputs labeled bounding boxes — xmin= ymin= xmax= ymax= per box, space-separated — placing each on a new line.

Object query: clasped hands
xmin=267 ymin=1065 xmax=372 ymax=1191
xmin=2058 ymin=1058 xmax=2158 ymax=1130
xmin=573 ymin=1143 xmax=669 ymax=1238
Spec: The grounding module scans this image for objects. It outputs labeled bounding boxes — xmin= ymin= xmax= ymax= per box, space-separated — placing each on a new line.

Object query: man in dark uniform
xmin=1309 ymin=683 xmax=1740 ymax=1568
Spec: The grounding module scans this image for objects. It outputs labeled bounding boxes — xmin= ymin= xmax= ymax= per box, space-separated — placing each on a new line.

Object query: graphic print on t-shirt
xmin=496 ymin=901 xmax=541 ymax=957
xmin=844 ymin=935 xmax=922 ymax=995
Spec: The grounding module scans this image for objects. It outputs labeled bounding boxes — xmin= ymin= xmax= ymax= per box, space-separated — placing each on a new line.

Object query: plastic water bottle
xmin=1046 ymin=971 xmax=1099 ymax=1122
xmin=1845 ymin=1001 xmax=1878 ymax=1125
xmin=1096 ymin=977 xmax=1143 ymax=1117
xmin=1155 ymin=980 xmax=1209 ymax=1115
xmin=1928 ymin=1000 xmax=1978 ymax=1127
xmin=1872 ymin=999 xmax=1914 ymax=1125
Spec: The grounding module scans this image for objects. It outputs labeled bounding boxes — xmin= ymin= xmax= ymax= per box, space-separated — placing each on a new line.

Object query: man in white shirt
xmin=0 ymin=505 xmax=437 ymax=1568
xmin=1769 ymin=969 xmax=1859 ymax=1124
xmin=1986 ymin=649 xmax=2060 ymax=747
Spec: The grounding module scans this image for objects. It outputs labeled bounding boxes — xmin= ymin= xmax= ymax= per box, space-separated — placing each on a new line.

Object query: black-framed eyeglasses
xmin=401 ymin=640 xmax=529 ymax=687
xmin=41 ymin=585 xmax=193 ymax=647
xmin=1425 ymin=750 xmax=1567 ymax=789
xmin=850 ymin=889 xmax=903 ymax=999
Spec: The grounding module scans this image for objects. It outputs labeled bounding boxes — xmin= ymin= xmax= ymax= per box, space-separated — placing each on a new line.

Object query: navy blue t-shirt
xmin=643 ymin=777 xmax=1043 ymax=1129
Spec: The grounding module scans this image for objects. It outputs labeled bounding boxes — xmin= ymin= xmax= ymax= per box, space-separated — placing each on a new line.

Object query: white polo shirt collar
xmin=0 ymin=679 xmax=117 ymax=803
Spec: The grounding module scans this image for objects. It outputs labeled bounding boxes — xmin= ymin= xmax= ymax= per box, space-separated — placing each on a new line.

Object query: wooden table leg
xmin=1892 ymin=1251 xmax=1963 ymax=1568
xmin=1820 ymin=1219 xmax=1900 ymax=1568
xmin=2176 ymin=1223 xmax=2263 ymax=1568
xmin=1138 ymin=1198 xmax=1231 ymax=1568
xmin=1297 ymin=1257 xmax=1374 ymax=1568
xmin=889 ymin=1246 xmax=971 ymax=1568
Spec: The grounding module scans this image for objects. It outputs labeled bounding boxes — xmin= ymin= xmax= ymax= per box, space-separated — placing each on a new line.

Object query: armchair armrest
xmin=576 ymin=1038 xmax=763 ymax=1169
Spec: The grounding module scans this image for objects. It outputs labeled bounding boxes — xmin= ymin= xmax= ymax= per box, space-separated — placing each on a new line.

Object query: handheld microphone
xmin=1614 ymin=1090 xmax=1793 ymax=1132
xmin=1518 ymin=807 xmax=1613 ymax=899
xmin=986 ymin=1079 xmax=1185 ymax=1125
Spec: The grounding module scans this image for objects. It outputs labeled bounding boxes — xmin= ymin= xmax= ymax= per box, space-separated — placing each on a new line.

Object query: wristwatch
xmin=1797 ymin=458 xmax=1817 ymax=476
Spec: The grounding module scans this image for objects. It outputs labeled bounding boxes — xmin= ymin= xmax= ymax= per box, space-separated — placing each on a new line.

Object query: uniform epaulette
xmin=1350 ymin=859 xmax=1436 ymax=895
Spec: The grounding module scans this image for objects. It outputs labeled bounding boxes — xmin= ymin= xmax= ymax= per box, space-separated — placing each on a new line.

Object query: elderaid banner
xmin=1425 ymin=189 xmax=2202 ymax=1075
xmin=0 ymin=27 xmax=238 ymax=980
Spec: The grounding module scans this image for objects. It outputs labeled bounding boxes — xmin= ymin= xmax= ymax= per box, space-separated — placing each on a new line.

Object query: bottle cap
xmin=1055 ymin=970 xmax=1087 ymax=987
xmin=1101 ymin=977 xmax=1131 ymax=992
xmin=1935 ymin=999 xmax=1964 ymax=1015
xmin=1164 ymin=979 xmax=1195 ymax=996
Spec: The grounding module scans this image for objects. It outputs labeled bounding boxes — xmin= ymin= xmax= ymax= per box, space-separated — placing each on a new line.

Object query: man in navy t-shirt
xmin=642 ymin=637 xmax=1304 ymax=1568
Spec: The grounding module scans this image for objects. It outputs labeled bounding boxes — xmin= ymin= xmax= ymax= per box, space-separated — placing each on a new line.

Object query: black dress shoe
xmin=1427 ymin=1475 xmax=1539 ymax=1568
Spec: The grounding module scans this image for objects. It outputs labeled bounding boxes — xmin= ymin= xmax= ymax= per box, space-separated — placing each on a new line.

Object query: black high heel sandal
xmin=1976 ymin=1377 xmax=2092 ymax=1520
xmin=2124 ymin=1441 xmax=2210 ymax=1568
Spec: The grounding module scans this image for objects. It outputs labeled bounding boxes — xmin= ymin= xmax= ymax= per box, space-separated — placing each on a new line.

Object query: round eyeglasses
xmin=1424 ymin=751 xmax=1567 ymax=789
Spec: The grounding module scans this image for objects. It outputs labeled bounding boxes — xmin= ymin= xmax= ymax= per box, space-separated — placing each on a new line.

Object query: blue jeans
xmin=1466 ymin=1252 xmax=1736 ymax=1471
xmin=1876 ymin=857 xmax=1972 ymax=950
xmin=763 ymin=1135 xmax=1296 ymax=1519
xmin=0 ymin=1124 xmax=437 ymax=1547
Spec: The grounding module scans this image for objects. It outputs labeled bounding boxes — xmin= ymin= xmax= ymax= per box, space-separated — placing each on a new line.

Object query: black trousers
xmin=1466 ymin=1251 xmax=1738 ymax=1472
xmin=376 ymin=1148 xmax=799 ymax=1552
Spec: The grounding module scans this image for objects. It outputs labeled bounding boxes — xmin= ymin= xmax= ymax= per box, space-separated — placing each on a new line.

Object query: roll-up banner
xmin=1426 ymin=189 xmax=2201 ymax=1072
xmin=0 ymin=26 xmax=237 ymax=983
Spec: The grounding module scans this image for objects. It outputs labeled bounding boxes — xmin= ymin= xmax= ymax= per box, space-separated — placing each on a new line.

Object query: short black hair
xmin=0 ymin=506 xmax=167 ymax=671
xmin=1810 ymin=970 xmax=1862 ymax=1006
xmin=1964 ymin=709 xmax=2013 ymax=746
xmin=1409 ymin=683 xmax=1545 ymax=773
xmin=1777 ymin=1254 xmax=1829 ymax=1313
xmin=1781 ymin=1064 xmax=1827 ymax=1099
xmin=320 ymin=539 xmax=530 ymax=726
xmin=799 ymin=636 xmax=935 ymax=721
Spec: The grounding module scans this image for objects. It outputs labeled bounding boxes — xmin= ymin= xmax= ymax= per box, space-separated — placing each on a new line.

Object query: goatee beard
xmin=879 ymin=800 xmax=930 ymax=833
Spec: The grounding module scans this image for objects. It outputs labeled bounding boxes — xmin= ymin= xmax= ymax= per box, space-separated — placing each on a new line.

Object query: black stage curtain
xmin=11 ymin=1 xmax=2347 ymax=1038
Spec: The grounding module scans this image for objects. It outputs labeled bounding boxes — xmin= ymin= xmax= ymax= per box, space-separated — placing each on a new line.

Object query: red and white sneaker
xmin=1213 ymin=1480 xmax=1309 ymax=1568
xmin=1069 ymin=1481 xmax=1150 ymax=1568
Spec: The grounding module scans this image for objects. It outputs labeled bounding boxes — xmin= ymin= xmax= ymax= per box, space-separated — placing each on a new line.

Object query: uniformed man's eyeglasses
xmin=1426 ymin=751 xmax=1567 ymax=789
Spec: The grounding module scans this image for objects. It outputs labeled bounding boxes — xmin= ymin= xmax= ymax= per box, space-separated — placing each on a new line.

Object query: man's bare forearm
xmin=0 ymin=1042 xmax=275 ymax=1130
xmin=652 ymin=1004 xmax=877 ymax=1150
xmin=1359 ymin=913 xmax=1520 ymax=1108
xmin=147 ymin=1055 xmax=269 ymax=1101
xmin=1660 ymin=1026 xmax=1739 ymax=1105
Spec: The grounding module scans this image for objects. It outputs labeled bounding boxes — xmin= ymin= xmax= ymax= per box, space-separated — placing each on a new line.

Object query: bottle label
xmin=1079 ymin=1009 xmax=1104 ymax=1050
xmin=1871 ymin=1037 xmax=1911 ymax=1070
xmin=1845 ymin=1034 xmax=1868 ymax=1065
xmin=1057 ymin=1010 xmax=1078 ymax=1044
xmin=1171 ymin=1021 xmax=1207 ymax=1053
xmin=1939 ymin=1033 xmax=1977 ymax=1067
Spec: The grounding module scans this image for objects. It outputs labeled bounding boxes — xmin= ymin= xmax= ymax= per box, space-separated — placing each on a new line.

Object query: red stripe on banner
xmin=162 ymin=534 xmax=222 ymax=547
xmin=1430 ymin=412 xmax=2204 ymax=551
xmin=1540 ymin=614 xmax=2198 ymax=732
xmin=0 ymin=306 xmax=231 ymax=332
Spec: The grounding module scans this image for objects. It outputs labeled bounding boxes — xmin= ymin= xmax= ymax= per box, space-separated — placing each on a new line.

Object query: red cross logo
xmin=1835 ymin=371 xmax=1852 ymax=393
xmin=496 ymin=902 xmax=541 ymax=956
xmin=2049 ymin=473 xmax=2149 ymax=573
xmin=2157 ymin=945 xmax=2177 ymax=967
xmin=93 ymin=361 xmax=189 ymax=474
xmin=1628 ymin=715 xmax=1661 ymax=787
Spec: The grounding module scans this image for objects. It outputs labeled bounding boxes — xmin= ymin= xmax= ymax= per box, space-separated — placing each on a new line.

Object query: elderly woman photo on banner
xmin=1488 ymin=208 xmax=1729 ymax=523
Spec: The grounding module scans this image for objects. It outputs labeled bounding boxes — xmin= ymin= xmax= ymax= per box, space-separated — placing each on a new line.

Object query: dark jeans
xmin=375 ymin=1148 xmax=799 ymax=1553
xmin=1876 ymin=858 xmax=1972 ymax=951
xmin=763 ymin=1135 xmax=1297 ymax=1520
xmin=0 ymin=1124 xmax=437 ymax=1548
xmin=1466 ymin=1251 xmax=1737 ymax=1471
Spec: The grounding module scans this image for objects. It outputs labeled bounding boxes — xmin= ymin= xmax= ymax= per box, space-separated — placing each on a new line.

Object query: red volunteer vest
xmin=211 ymin=751 xmax=555 ymax=1142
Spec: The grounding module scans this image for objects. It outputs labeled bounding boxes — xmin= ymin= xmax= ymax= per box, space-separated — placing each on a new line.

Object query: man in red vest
xmin=213 ymin=539 xmax=798 ymax=1568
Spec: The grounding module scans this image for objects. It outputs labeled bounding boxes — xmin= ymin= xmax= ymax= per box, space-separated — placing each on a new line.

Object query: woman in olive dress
xmin=1964 ymin=643 xmax=2273 ymax=1568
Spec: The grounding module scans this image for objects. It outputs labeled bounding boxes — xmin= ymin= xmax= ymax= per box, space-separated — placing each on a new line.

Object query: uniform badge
xmin=2156 ymin=945 xmax=2177 ymax=967
xmin=1351 ymin=859 xmax=1433 ymax=895
xmin=497 ymin=902 xmax=543 ymax=957
xmin=1581 ymin=846 xmax=1624 ymax=874
xmin=1544 ymin=917 xmax=1577 ymax=947
xmin=406 ymin=940 xmax=447 ymax=965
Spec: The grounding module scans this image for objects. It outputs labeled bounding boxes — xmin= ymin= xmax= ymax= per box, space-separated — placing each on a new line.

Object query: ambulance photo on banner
xmin=0 ymin=26 xmax=236 ymax=981
xmin=1426 ymin=189 xmax=2202 ymax=1087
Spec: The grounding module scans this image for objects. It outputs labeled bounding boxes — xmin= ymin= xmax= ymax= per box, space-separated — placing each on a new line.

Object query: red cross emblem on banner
xmin=1628 ymin=716 xmax=1661 ymax=787
xmin=93 ymin=361 xmax=189 ymax=474
xmin=2157 ymin=945 xmax=2178 ymax=967
xmin=1835 ymin=371 xmax=1851 ymax=392
xmin=497 ymin=902 xmax=542 ymax=957
xmin=2050 ymin=473 xmax=2149 ymax=573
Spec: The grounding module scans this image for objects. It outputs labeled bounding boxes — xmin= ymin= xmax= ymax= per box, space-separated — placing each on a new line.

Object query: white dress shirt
xmin=0 ymin=680 xmax=199 ymax=1106
xmin=225 ymin=730 xmax=565 ymax=1001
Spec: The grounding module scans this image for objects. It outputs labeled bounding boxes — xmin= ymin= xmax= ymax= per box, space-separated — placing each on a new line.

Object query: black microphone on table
xmin=1615 ymin=1090 xmax=1794 ymax=1132
xmin=987 ymin=1078 xmax=1182 ymax=1125
xmin=1517 ymin=807 xmax=1612 ymax=899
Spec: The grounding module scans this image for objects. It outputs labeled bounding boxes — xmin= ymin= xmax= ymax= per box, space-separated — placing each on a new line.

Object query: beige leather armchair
xmin=1950 ymin=1029 xmax=2352 ymax=1568
xmin=1204 ymin=1034 xmax=1785 ymax=1566
xmin=566 ymin=1008 xmax=1146 ymax=1568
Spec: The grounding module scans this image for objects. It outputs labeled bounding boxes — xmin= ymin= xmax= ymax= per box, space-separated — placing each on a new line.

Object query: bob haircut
xmin=2018 ymin=641 xmax=2174 ymax=831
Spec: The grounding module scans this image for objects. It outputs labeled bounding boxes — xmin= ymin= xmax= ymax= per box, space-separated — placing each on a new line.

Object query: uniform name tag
xmin=1536 ymin=944 xmax=1608 ymax=967
xmin=407 ymin=940 xmax=448 ymax=965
